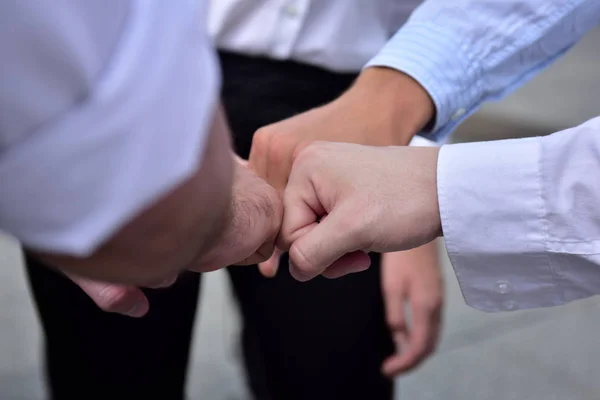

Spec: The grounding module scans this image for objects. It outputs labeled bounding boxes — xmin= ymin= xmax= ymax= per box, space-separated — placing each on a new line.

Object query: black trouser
xmin=25 ymin=51 xmax=394 ymax=400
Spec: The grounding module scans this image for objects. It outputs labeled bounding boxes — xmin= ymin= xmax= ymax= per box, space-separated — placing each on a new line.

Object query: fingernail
xmin=125 ymin=302 xmax=144 ymax=318
xmin=153 ymin=275 xmax=177 ymax=289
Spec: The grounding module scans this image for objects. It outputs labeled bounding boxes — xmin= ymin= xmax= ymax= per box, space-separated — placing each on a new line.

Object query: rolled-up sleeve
xmin=437 ymin=116 xmax=600 ymax=312
xmin=0 ymin=0 xmax=220 ymax=256
xmin=366 ymin=0 xmax=600 ymax=142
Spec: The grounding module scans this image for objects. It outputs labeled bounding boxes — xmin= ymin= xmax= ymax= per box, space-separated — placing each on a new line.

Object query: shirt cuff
xmin=365 ymin=22 xmax=483 ymax=142
xmin=437 ymin=137 xmax=564 ymax=312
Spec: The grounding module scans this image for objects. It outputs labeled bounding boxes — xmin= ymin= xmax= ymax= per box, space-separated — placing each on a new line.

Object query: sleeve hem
xmin=365 ymin=22 xmax=483 ymax=142
xmin=437 ymin=138 xmax=563 ymax=312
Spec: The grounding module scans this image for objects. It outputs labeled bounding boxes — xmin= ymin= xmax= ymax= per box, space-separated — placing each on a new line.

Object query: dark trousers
xmin=25 ymin=51 xmax=394 ymax=400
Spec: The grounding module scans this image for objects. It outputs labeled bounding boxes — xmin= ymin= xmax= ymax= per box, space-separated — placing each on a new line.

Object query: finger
xmin=258 ymin=249 xmax=283 ymax=278
xmin=287 ymin=202 xmax=365 ymax=282
xmin=381 ymin=331 xmax=409 ymax=378
xmin=146 ymin=273 xmax=179 ymax=289
xmin=382 ymin=297 xmax=434 ymax=376
xmin=380 ymin=264 xmax=409 ymax=378
xmin=277 ymin=174 xmax=323 ymax=252
xmin=280 ymin=160 xmax=367 ymax=281
xmin=382 ymin=262 xmax=407 ymax=335
xmin=320 ymin=251 xmax=371 ymax=279
xmin=68 ymin=274 xmax=149 ymax=317
xmin=235 ymin=236 xmax=276 ymax=266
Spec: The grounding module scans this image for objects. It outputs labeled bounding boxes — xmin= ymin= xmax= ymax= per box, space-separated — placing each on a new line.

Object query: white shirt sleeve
xmin=0 ymin=0 xmax=220 ymax=256
xmin=437 ymin=116 xmax=600 ymax=312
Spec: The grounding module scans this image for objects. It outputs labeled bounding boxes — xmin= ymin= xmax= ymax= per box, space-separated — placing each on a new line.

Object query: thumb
xmin=258 ymin=249 xmax=282 ymax=278
xmin=67 ymin=273 xmax=149 ymax=317
xmin=287 ymin=202 xmax=368 ymax=282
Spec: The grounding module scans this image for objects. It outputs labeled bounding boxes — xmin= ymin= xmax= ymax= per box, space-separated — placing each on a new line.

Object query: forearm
xmin=0 ymin=2 xmax=231 ymax=285
xmin=342 ymin=67 xmax=435 ymax=146
xmin=367 ymin=0 xmax=600 ymax=141
xmin=383 ymin=241 xmax=439 ymax=272
xmin=35 ymin=110 xmax=234 ymax=286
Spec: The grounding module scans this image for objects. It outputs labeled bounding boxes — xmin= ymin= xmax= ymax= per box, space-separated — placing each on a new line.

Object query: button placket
xmin=271 ymin=0 xmax=310 ymax=58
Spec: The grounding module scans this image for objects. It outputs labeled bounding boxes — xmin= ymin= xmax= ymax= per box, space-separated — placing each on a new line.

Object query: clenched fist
xmin=193 ymin=158 xmax=283 ymax=271
xmin=248 ymin=67 xmax=434 ymax=193
xmin=278 ymin=141 xmax=442 ymax=281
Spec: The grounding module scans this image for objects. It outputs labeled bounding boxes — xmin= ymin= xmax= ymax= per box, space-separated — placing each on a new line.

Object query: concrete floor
xmin=3 ymin=236 xmax=600 ymax=400
xmin=0 ymin=27 xmax=598 ymax=400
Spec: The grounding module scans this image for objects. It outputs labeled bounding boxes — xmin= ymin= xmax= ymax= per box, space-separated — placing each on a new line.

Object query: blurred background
xmin=0 ymin=27 xmax=598 ymax=400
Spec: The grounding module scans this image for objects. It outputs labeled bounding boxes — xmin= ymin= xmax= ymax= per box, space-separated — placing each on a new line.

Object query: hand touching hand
xmin=381 ymin=243 xmax=444 ymax=377
xmin=193 ymin=159 xmax=283 ymax=271
xmin=278 ymin=141 xmax=442 ymax=281
xmin=248 ymin=68 xmax=434 ymax=193
xmin=234 ymin=155 xmax=282 ymax=278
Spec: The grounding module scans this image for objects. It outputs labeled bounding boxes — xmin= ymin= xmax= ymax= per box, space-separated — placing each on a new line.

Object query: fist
xmin=248 ymin=68 xmax=433 ymax=193
xmin=278 ymin=142 xmax=442 ymax=281
xmin=193 ymin=161 xmax=283 ymax=271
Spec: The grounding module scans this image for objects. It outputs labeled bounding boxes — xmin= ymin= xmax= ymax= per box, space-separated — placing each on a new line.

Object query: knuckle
xmin=254 ymin=126 xmax=289 ymax=161
xmin=415 ymin=294 xmax=442 ymax=311
xmin=383 ymin=280 xmax=405 ymax=297
xmin=267 ymin=134 xmax=290 ymax=163
xmin=295 ymin=141 xmax=323 ymax=163
xmin=252 ymin=126 xmax=273 ymax=151
xmin=386 ymin=315 xmax=405 ymax=330
xmin=290 ymin=142 xmax=333 ymax=181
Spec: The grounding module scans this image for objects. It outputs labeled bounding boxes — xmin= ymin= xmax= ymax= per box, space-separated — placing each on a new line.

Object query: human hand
xmin=64 ymin=272 xmax=178 ymax=317
xmin=36 ymin=106 xmax=235 ymax=287
xmin=278 ymin=141 xmax=442 ymax=281
xmin=234 ymin=155 xmax=282 ymax=278
xmin=248 ymin=67 xmax=434 ymax=193
xmin=381 ymin=243 xmax=444 ymax=377
xmin=193 ymin=159 xmax=283 ymax=271
xmin=257 ymin=248 xmax=283 ymax=278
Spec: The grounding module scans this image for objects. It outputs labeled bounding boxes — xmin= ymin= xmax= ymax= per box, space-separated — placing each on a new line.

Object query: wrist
xmin=349 ymin=67 xmax=435 ymax=145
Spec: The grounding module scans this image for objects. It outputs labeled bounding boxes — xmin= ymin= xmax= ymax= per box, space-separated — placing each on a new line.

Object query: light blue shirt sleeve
xmin=366 ymin=0 xmax=600 ymax=142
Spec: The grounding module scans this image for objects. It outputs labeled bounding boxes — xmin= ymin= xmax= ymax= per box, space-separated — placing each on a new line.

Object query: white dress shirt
xmin=439 ymin=117 xmax=600 ymax=312
xmin=209 ymin=1 xmax=434 ymax=148
xmin=0 ymin=1 xmax=220 ymax=255
xmin=209 ymin=0 xmax=423 ymax=73
xmin=211 ymin=1 xmax=599 ymax=141
xmin=366 ymin=0 xmax=600 ymax=312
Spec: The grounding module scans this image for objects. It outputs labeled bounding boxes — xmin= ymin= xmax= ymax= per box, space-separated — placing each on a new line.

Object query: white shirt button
xmin=495 ymin=280 xmax=512 ymax=294
xmin=503 ymin=300 xmax=517 ymax=311
xmin=283 ymin=4 xmax=300 ymax=17
xmin=451 ymin=108 xmax=466 ymax=121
